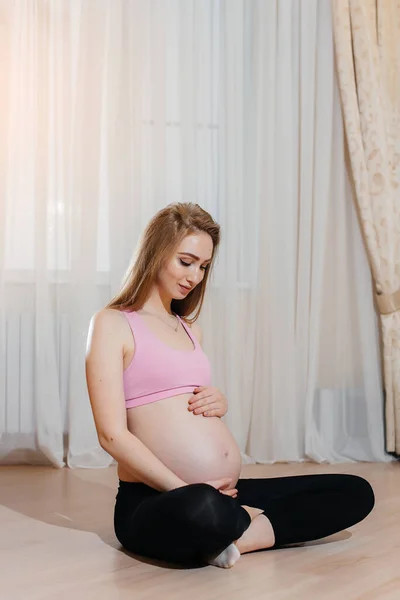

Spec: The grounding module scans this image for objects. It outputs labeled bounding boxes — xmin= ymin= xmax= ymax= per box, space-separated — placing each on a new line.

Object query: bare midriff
xmin=117 ymin=393 xmax=242 ymax=486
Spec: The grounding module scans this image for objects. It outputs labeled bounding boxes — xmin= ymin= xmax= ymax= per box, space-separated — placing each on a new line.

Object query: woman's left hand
xmin=188 ymin=386 xmax=228 ymax=418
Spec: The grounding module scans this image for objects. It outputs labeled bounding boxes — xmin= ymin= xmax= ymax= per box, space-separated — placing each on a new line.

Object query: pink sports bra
xmin=121 ymin=310 xmax=212 ymax=408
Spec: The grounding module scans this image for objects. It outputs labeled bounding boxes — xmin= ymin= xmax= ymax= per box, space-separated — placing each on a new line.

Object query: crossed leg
xmin=234 ymin=473 xmax=375 ymax=549
xmin=114 ymin=474 xmax=374 ymax=567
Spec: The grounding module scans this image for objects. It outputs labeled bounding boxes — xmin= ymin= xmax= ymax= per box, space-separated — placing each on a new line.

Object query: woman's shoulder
xmin=88 ymin=308 xmax=133 ymax=349
xmin=90 ymin=307 xmax=127 ymax=327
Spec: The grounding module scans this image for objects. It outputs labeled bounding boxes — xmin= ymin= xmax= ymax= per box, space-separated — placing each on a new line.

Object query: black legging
xmin=114 ymin=474 xmax=374 ymax=566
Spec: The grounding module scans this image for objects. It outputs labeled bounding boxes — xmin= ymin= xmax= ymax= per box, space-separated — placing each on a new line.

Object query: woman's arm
xmin=85 ymin=309 xmax=186 ymax=492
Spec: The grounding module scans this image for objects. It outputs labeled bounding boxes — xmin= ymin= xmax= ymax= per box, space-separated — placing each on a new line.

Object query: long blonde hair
xmin=105 ymin=203 xmax=220 ymax=323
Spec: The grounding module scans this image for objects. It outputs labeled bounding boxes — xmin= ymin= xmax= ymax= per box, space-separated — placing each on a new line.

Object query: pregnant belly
xmin=119 ymin=393 xmax=242 ymax=486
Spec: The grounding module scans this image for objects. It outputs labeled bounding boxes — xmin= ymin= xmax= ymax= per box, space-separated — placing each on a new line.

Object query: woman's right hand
xmin=205 ymin=477 xmax=238 ymax=499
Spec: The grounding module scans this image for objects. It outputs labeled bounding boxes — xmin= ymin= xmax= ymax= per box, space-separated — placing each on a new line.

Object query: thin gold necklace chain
xmin=140 ymin=308 xmax=179 ymax=332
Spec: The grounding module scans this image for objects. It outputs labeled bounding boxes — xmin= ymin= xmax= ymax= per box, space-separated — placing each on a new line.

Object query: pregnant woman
xmin=85 ymin=202 xmax=374 ymax=568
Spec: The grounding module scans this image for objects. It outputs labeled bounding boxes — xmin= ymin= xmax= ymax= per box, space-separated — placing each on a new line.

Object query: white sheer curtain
xmin=0 ymin=0 xmax=390 ymax=467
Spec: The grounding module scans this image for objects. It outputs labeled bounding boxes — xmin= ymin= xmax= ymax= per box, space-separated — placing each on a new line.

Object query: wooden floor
xmin=1 ymin=462 xmax=399 ymax=600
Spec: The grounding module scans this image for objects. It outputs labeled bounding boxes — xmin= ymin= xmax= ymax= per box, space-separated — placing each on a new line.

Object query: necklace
xmin=140 ymin=308 xmax=180 ymax=332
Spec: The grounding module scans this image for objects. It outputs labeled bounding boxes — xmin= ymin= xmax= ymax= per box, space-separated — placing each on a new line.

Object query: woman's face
xmin=157 ymin=232 xmax=214 ymax=300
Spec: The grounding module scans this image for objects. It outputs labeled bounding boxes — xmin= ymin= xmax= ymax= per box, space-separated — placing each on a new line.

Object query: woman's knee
xmin=177 ymin=483 xmax=226 ymax=522
xmin=177 ymin=483 xmax=245 ymax=537
xmin=344 ymin=475 xmax=375 ymax=518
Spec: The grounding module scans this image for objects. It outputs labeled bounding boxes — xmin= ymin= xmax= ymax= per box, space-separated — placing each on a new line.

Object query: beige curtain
xmin=332 ymin=0 xmax=400 ymax=453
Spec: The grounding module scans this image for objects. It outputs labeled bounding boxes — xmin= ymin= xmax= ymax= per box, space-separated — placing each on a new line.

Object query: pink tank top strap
xmin=175 ymin=314 xmax=198 ymax=348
